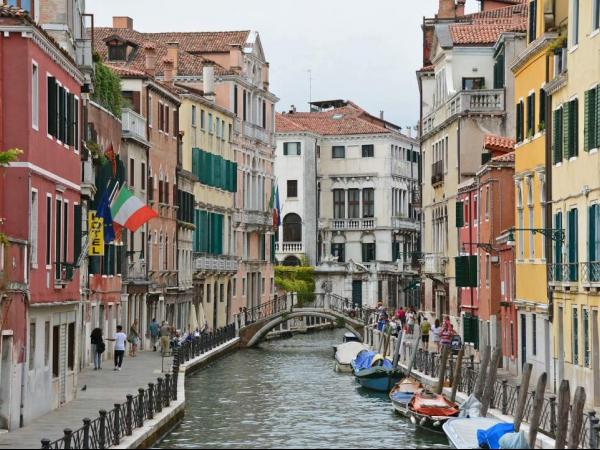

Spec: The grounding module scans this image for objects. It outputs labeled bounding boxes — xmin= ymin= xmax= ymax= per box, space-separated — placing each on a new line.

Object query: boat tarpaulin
xmin=499 ymin=431 xmax=530 ymax=449
xmin=477 ymin=423 xmax=515 ymax=449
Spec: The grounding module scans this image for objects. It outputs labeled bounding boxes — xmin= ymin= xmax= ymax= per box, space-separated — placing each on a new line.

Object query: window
xmin=485 ymin=254 xmax=490 ymax=287
xmin=348 ymin=189 xmax=360 ymax=218
xmin=282 ymin=213 xmax=302 ymax=242
xmin=32 ymin=63 xmax=39 ymax=129
xmin=363 ymin=188 xmax=375 ymax=218
xmin=8 ymin=0 xmax=32 ymax=12
xmin=129 ymin=158 xmax=135 ymax=188
xmin=527 ymin=92 xmax=536 ymax=137
xmin=141 ymin=162 xmax=146 ymax=190
xmin=67 ymin=322 xmax=75 ymax=371
xmin=362 ymin=144 xmax=374 ymax=158
xmin=52 ymin=325 xmax=59 ymax=378
xmin=208 ymin=113 xmax=213 ymax=134
xmin=283 ymin=142 xmax=301 ymax=156
xmin=29 ymin=322 xmax=36 ymax=370
xmin=47 ymin=76 xmax=57 ymax=138
xmin=539 ymin=89 xmax=546 ymax=131
xmin=200 ymin=110 xmax=205 ymax=129
xmin=572 ymin=0 xmax=580 ymax=47
xmin=567 ymin=208 xmax=579 ymax=281
xmin=331 ymin=243 xmax=345 ymax=263
xmin=191 ymin=105 xmax=197 ymax=127
xmin=485 ymin=187 xmax=490 ymax=221
xmin=594 ymin=0 xmax=600 ymax=31
xmin=287 ymin=180 xmax=298 ymax=198
xmin=573 ymin=308 xmax=579 ymax=365
xmin=532 ymin=314 xmax=537 ymax=356
xmin=44 ymin=322 xmax=50 ymax=367
xmin=529 ymin=0 xmax=537 ymax=43
xmin=553 ymin=107 xmax=564 ymax=163
xmin=462 ymin=78 xmax=485 ymax=90
xmin=584 ymin=87 xmax=600 ymax=151
xmin=584 ymin=308 xmax=590 ymax=367
xmin=31 ymin=190 xmax=38 ymax=268
xmin=234 ymin=85 xmax=238 ymax=116
xmin=362 ymin=243 xmax=376 ymax=263
xmin=493 ymin=48 xmax=505 ymax=89
xmin=473 ymin=195 xmax=479 ymax=225
xmin=108 ymin=44 xmax=127 ymax=61
xmin=332 ymin=146 xmax=345 ymax=159
xmin=333 ymin=189 xmax=345 ymax=219
xmin=46 ymin=195 xmax=52 ymax=266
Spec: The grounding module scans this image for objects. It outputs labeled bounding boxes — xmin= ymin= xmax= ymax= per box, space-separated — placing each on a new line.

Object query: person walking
xmin=440 ymin=320 xmax=454 ymax=350
xmin=160 ymin=321 xmax=171 ymax=356
xmin=432 ymin=319 xmax=442 ymax=353
xmin=108 ymin=325 xmax=128 ymax=371
xmin=149 ymin=318 xmax=160 ymax=352
xmin=90 ymin=328 xmax=105 ymax=370
xmin=129 ymin=319 xmax=139 ymax=357
xmin=420 ymin=317 xmax=431 ymax=351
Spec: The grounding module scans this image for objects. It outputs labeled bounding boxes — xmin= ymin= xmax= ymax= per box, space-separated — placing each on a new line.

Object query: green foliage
xmin=335 ymin=317 xmax=345 ymax=329
xmin=275 ymin=265 xmax=316 ymax=304
xmin=0 ymin=148 xmax=22 ymax=166
xmin=92 ymin=60 xmax=123 ymax=117
xmin=547 ymin=35 xmax=567 ymax=55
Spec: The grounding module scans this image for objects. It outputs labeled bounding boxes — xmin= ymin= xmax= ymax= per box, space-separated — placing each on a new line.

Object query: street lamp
xmin=505 ymin=228 xmax=565 ymax=247
xmin=461 ymin=242 xmax=500 ymax=254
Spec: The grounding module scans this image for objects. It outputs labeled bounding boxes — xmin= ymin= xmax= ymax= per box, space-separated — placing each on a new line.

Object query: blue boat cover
xmin=390 ymin=391 xmax=414 ymax=403
xmin=477 ymin=423 xmax=515 ymax=449
xmin=351 ymin=351 xmax=393 ymax=372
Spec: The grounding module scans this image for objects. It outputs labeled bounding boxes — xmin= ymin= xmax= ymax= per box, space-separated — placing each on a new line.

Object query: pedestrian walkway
xmin=0 ymin=351 xmax=170 ymax=449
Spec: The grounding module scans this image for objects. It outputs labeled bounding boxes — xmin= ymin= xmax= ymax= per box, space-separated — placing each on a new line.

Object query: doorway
xmin=352 ymin=280 xmax=363 ymax=309
xmin=0 ymin=335 xmax=13 ymax=429
xmin=521 ymin=314 xmax=527 ymax=369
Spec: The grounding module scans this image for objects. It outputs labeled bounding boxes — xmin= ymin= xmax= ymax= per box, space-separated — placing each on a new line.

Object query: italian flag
xmin=111 ymin=186 xmax=158 ymax=232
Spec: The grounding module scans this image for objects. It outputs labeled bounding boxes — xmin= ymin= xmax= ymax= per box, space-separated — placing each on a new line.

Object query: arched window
xmin=283 ymin=255 xmax=301 ymax=267
xmin=283 ymin=213 xmax=302 ymax=242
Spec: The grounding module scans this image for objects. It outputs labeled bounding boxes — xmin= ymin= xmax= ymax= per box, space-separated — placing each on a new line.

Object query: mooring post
xmin=513 ymin=363 xmax=533 ymax=432
xmin=554 ymin=379 xmax=571 ymax=449
xmin=566 ymin=387 xmax=587 ymax=449
xmin=527 ymin=372 xmax=548 ymax=449
xmin=473 ymin=345 xmax=491 ymax=400
xmin=481 ymin=347 xmax=503 ymax=416
xmin=450 ymin=346 xmax=465 ymax=403
xmin=435 ymin=345 xmax=451 ymax=395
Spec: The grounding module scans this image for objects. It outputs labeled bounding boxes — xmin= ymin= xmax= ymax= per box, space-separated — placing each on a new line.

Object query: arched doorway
xmin=283 ymin=255 xmax=301 ymax=267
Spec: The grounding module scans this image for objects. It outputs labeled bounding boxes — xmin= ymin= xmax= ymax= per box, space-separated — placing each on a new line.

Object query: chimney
xmin=456 ymin=0 xmax=466 ymax=16
xmin=290 ymin=105 xmax=296 ymax=113
xmin=144 ymin=42 xmax=157 ymax=78
xmin=203 ymin=62 xmax=215 ymax=102
xmin=229 ymin=44 xmax=243 ymax=71
xmin=112 ymin=16 xmax=133 ymax=30
xmin=437 ymin=0 xmax=456 ymax=19
xmin=163 ymin=58 xmax=175 ymax=84
xmin=167 ymin=42 xmax=179 ymax=77
xmin=380 ymin=110 xmax=385 ymax=120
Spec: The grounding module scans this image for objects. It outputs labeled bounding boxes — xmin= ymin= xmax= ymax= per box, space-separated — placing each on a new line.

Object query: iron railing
xmin=548 ymin=262 xmax=579 ymax=283
xmin=41 ymin=325 xmax=237 ymax=449
xmin=581 ymin=262 xmax=600 ymax=284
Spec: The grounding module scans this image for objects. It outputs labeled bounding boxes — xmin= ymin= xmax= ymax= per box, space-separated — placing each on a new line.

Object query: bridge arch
xmin=245 ymin=311 xmax=363 ymax=348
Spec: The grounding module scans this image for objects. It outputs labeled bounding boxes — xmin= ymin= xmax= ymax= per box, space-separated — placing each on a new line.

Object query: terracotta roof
xmin=491 ymin=151 xmax=515 ymax=163
xmin=449 ymin=4 xmax=528 ymax=45
xmin=276 ymin=103 xmax=392 ymax=136
xmin=144 ymin=31 xmax=250 ymax=53
xmin=94 ymin=28 xmax=233 ymax=78
xmin=104 ymin=63 xmax=147 ymax=79
xmin=417 ymin=65 xmax=435 ymax=73
xmin=484 ymin=134 xmax=516 ymax=153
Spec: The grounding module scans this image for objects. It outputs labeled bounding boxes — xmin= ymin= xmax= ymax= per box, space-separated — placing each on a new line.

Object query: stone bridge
xmin=235 ymin=293 xmax=371 ymax=347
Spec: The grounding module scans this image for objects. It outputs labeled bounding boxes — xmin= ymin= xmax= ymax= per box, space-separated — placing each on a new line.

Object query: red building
xmin=0 ymin=6 xmax=84 ymax=428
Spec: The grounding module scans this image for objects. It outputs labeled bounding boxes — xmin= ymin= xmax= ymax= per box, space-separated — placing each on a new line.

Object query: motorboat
xmin=352 ymin=350 xmax=402 ymax=392
xmin=443 ymin=418 xmax=508 ymax=449
xmin=334 ymin=341 xmax=369 ymax=373
xmin=389 ymin=377 xmax=421 ymax=416
xmin=343 ymin=332 xmax=360 ymax=343
xmin=407 ymin=389 xmax=460 ymax=433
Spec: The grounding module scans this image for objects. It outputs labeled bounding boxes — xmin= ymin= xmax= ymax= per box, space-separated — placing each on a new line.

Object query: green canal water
xmin=157 ymin=329 xmax=450 ymax=449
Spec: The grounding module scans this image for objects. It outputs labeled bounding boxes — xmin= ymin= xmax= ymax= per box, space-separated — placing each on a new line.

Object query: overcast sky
xmin=88 ymin=0 xmax=478 ymax=129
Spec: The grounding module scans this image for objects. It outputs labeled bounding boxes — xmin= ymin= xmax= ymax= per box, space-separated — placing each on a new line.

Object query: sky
xmin=88 ymin=0 xmax=479 ymax=130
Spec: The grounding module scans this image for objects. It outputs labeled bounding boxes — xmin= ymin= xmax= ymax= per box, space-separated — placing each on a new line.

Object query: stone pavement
xmin=0 ymin=351 xmax=170 ymax=449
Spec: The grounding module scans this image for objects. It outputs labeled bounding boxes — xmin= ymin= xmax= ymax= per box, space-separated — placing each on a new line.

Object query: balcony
xmin=581 ymin=262 xmax=600 ymax=287
xmin=330 ymin=218 xmax=377 ymax=231
xmin=125 ymin=260 xmax=147 ymax=283
xmin=548 ymin=263 xmax=579 ymax=286
xmin=75 ymin=38 xmax=94 ymax=70
xmin=234 ymin=210 xmax=272 ymax=229
xmin=275 ymin=242 xmax=304 ymax=253
xmin=392 ymin=216 xmax=420 ymax=232
xmin=411 ymin=190 xmax=422 ymax=209
xmin=194 ymin=253 xmax=239 ymax=274
xmin=121 ymin=109 xmax=148 ymax=144
xmin=423 ymin=89 xmax=505 ymax=137
xmin=431 ymin=160 xmax=444 ymax=186
xmin=242 ymin=121 xmax=274 ymax=147
xmin=422 ymin=254 xmax=447 ymax=275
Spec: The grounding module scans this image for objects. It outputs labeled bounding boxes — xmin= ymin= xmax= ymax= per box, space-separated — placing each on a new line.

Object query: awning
xmin=189 ymin=303 xmax=199 ymax=331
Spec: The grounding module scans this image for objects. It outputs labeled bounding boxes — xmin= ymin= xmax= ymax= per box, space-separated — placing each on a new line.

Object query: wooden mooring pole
xmin=513 ymin=363 xmax=533 ymax=432
xmin=480 ymin=347 xmax=503 ymax=416
xmin=554 ymin=380 xmax=571 ymax=449
xmin=527 ymin=372 xmax=547 ymax=449
xmin=435 ymin=345 xmax=451 ymax=395
xmin=473 ymin=345 xmax=491 ymax=400
xmin=566 ymin=387 xmax=587 ymax=450
xmin=450 ymin=346 xmax=464 ymax=403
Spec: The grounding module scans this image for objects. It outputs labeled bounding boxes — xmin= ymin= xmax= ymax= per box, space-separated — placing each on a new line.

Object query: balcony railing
xmin=422 ymin=253 xmax=447 ymax=275
xmin=423 ymin=89 xmax=505 ymax=135
xmin=548 ymin=263 xmax=579 ymax=284
xmin=275 ymin=242 xmax=304 ymax=253
xmin=122 ymin=109 xmax=148 ymax=143
xmin=330 ymin=218 xmax=376 ymax=231
xmin=392 ymin=217 xmax=420 ymax=232
xmin=126 ymin=260 xmax=147 ymax=282
xmin=233 ymin=210 xmax=272 ymax=228
xmin=431 ymin=160 xmax=444 ymax=185
xmin=581 ymin=262 xmax=600 ymax=285
xmin=194 ymin=253 xmax=239 ymax=273
xmin=242 ymin=121 xmax=274 ymax=146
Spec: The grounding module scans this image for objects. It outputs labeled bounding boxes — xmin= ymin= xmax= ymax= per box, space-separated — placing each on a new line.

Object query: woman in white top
xmin=431 ymin=319 xmax=442 ymax=353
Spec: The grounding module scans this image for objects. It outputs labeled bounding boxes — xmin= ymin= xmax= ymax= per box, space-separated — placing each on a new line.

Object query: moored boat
xmin=407 ymin=389 xmax=460 ymax=433
xmin=355 ymin=366 xmax=404 ymax=392
xmin=334 ymin=341 xmax=369 ymax=372
xmin=442 ymin=418 xmax=506 ymax=449
xmin=389 ymin=377 xmax=421 ymax=416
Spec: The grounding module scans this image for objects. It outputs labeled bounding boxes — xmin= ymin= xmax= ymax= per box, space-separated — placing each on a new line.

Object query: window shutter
xmin=47 ymin=77 xmax=57 ymax=137
xmin=539 ymin=89 xmax=546 ymax=129
xmin=67 ymin=93 xmax=74 ymax=146
xmin=221 ymin=157 xmax=227 ymax=190
xmin=531 ymin=92 xmax=536 ymax=135
xmin=456 ymin=201 xmax=464 ymax=228
xmin=232 ymin=162 xmax=238 ymax=193
xmin=563 ymin=102 xmax=570 ymax=160
xmin=589 ymin=205 xmax=596 ymax=263
xmin=58 ymin=86 xmax=66 ymax=143
xmin=516 ymin=102 xmax=523 ymax=142
xmin=553 ymin=108 xmax=563 ymax=163
xmin=469 ymin=255 xmax=479 ymax=287
xmin=192 ymin=148 xmax=200 ymax=179
xmin=596 ymin=85 xmax=600 ymax=148
xmin=455 ymin=256 xmax=470 ymax=287
xmin=571 ymin=98 xmax=579 ymax=158
xmin=585 ymin=90 xmax=593 ymax=151
xmin=73 ymin=204 xmax=82 ymax=264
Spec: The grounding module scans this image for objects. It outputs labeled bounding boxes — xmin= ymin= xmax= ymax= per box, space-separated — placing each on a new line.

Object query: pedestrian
xmin=406 ymin=308 xmax=416 ymax=334
xmin=108 ymin=325 xmax=128 ymax=371
xmin=129 ymin=319 xmax=139 ymax=357
xmin=420 ymin=317 xmax=431 ymax=351
xmin=398 ymin=307 xmax=406 ymax=327
xmin=160 ymin=321 xmax=171 ymax=356
xmin=432 ymin=319 xmax=442 ymax=353
xmin=440 ymin=320 xmax=454 ymax=349
xmin=90 ymin=327 xmax=105 ymax=370
xmin=149 ymin=318 xmax=160 ymax=352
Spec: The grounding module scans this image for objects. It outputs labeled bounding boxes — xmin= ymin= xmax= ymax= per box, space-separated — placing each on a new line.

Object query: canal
xmin=157 ymin=329 xmax=450 ymax=449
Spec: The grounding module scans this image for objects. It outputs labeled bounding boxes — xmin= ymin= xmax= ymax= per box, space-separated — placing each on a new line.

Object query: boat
xmin=334 ymin=341 xmax=369 ymax=373
xmin=343 ymin=332 xmax=360 ymax=343
xmin=443 ymin=418 xmax=507 ymax=449
xmin=352 ymin=350 xmax=403 ymax=392
xmin=407 ymin=389 xmax=460 ymax=433
xmin=389 ymin=377 xmax=421 ymax=416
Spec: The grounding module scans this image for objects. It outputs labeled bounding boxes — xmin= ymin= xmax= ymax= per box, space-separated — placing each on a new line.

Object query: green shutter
xmin=553 ymin=108 xmax=563 ymax=163
xmin=469 ymin=255 xmax=479 ymax=287
xmin=516 ymin=102 xmax=523 ymax=142
xmin=456 ymin=201 xmax=464 ymax=228
xmin=455 ymin=256 xmax=470 ymax=287
xmin=563 ymin=102 xmax=570 ymax=160
xmin=271 ymin=234 xmax=276 ymax=263
xmin=73 ymin=204 xmax=82 ymax=263
xmin=232 ymin=162 xmax=238 ymax=193
xmin=221 ymin=157 xmax=227 ymax=190
xmin=47 ymin=76 xmax=57 ymax=137
xmin=192 ymin=148 xmax=201 ymax=179
xmin=585 ymin=90 xmax=592 ymax=151
xmin=531 ymin=93 xmax=536 ymax=135
xmin=589 ymin=205 xmax=596 ymax=263
xmin=596 ymin=86 xmax=600 ymax=148
xmin=572 ymin=98 xmax=579 ymax=158
xmin=539 ymin=89 xmax=546 ymax=130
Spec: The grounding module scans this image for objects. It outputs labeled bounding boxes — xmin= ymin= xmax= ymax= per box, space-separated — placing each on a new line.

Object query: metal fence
xmin=40 ymin=324 xmax=237 ymax=449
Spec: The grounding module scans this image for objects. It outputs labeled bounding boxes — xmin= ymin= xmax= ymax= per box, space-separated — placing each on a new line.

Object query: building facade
xmin=276 ymin=101 xmax=421 ymax=308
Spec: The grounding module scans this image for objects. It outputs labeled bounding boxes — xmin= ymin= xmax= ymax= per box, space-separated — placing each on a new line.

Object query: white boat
xmin=334 ymin=341 xmax=369 ymax=372
xmin=443 ymin=417 xmax=504 ymax=449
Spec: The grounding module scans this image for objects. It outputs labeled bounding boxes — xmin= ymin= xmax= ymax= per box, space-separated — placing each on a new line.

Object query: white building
xmin=276 ymin=101 xmax=420 ymax=308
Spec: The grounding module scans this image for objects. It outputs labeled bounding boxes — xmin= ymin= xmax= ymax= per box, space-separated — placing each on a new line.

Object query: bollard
xmin=63 ymin=429 xmax=73 ymax=450
xmin=147 ymin=383 xmax=155 ymax=419
xmin=82 ymin=418 xmax=91 ymax=449
xmin=501 ymin=380 xmax=508 ymax=415
xmin=549 ymin=395 xmax=557 ymax=436
xmin=126 ymin=395 xmax=133 ymax=436
xmin=172 ymin=367 xmax=179 ymax=401
xmin=114 ymin=404 xmax=121 ymax=445
xmin=99 ymin=410 xmax=107 ymax=450
xmin=137 ymin=389 xmax=145 ymax=428
xmin=41 ymin=439 xmax=51 ymax=450
xmin=165 ymin=373 xmax=172 ymax=407
xmin=156 ymin=378 xmax=164 ymax=413
xmin=588 ymin=412 xmax=598 ymax=449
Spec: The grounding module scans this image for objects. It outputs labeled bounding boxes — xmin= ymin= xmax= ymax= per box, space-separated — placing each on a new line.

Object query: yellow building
xmin=511 ymin=0 xmax=568 ymax=384
xmin=178 ymin=87 xmax=239 ymax=330
xmin=549 ymin=0 xmax=600 ymax=407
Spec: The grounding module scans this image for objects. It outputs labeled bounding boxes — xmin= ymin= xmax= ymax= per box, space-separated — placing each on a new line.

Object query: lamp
xmin=506 ymin=230 xmax=516 ymax=247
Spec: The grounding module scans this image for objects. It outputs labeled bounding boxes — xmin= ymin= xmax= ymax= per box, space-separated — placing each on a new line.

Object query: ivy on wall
xmin=92 ymin=54 xmax=123 ymax=118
